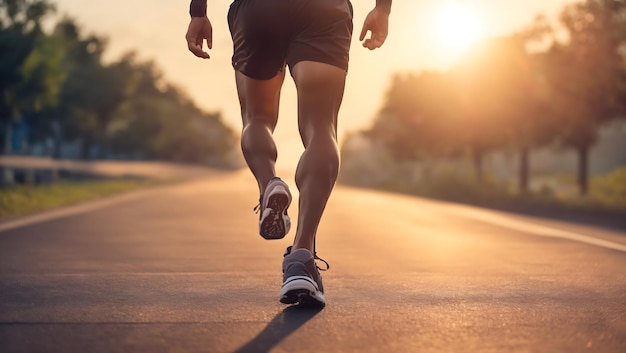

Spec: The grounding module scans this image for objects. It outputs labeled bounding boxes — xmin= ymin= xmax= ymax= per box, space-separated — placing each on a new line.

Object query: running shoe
xmin=280 ymin=247 xmax=326 ymax=307
xmin=255 ymin=177 xmax=291 ymax=240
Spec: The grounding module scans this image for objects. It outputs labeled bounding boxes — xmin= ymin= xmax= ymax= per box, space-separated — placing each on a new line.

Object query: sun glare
xmin=436 ymin=3 xmax=484 ymax=50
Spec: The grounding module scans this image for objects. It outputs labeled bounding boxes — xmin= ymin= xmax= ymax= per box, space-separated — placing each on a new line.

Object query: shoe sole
xmin=259 ymin=186 xmax=290 ymax=240
xmin=280 ymin=276 xmax=325 ymax=307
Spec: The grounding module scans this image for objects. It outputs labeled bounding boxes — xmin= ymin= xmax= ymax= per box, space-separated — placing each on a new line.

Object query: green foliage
xmin=0 ymin=0 xmax=55 ymax=30
xmin=511 ymin=166 xmax=626 ymax=213
xmin=340 ymin=153 xmax=626 ymax=215
xmin=0 ymin=8 xmax=237 ymax=167
xmin=0 ymin=0 xmax=56 ymax=146
xmin=541 ymin=0 xmax=626 ymax=194
xmin=358 ymin=0 xmax=626 ymax=197
xmin=411 ymin=171 xmax=505 ymax=203
xmin=587 ymin=166 xmax=626 ymax=210
xmin=369 ymin=71 xmax=458 ymax=161
xmin=546 ymin=0 xmax=626 ymax=147
xmin=100 ymin=56 xmax=237 ymax=164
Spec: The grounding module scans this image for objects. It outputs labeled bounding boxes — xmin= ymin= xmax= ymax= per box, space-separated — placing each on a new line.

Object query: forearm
xmin=376 ymin=0 xmax=391 ymax=14
xmin=190 ymin=0 xmax=207 ymax=17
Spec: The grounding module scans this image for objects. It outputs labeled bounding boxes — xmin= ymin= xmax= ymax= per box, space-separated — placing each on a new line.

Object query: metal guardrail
xmin=0 ymin=156 xmax=61 ymax=185
xmin=0 ymin=156 xmax=219 ymax=185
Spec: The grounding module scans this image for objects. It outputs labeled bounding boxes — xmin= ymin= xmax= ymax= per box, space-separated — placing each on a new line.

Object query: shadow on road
xmin=233 ymin=306 xmax=322 ymax=353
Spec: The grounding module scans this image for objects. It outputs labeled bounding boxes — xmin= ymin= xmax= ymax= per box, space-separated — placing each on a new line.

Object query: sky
xmin=52 ymin=0 xmax=575 ymax=168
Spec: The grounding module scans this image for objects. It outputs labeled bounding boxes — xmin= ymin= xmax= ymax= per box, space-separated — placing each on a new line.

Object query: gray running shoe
xmin=280 ymin=247 xmax=325 ymax=307
xmin=256 ymin=177 xmax=291 ymax=240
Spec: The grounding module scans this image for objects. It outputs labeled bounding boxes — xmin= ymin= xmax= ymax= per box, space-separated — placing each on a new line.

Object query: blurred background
xmin=1 ymin=0 xmax=625 ymax=215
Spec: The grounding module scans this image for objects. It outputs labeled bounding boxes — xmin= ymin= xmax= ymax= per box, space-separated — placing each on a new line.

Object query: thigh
xmin=287 ymin=0 xmax=354 ymax=73
xmin=291 ymin=61 xmax=347 ymax=143
xmin=228 ymin=0 xmax=290 ymax=80
xmin=235 ymin=70 xmax=285 ymax=129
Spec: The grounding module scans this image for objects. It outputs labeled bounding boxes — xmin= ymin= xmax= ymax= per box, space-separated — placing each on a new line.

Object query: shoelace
xmin=314 ymin=254 xmax=330 ymax=271
xmin=253 ymin=193 xmax=262 ymax=214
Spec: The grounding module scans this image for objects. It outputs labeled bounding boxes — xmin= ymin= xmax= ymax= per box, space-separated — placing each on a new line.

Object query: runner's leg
xmin=236 ymin=70 xmax=286 ymax=195
xmin=290 ymin=61 xmax=347 ymax=253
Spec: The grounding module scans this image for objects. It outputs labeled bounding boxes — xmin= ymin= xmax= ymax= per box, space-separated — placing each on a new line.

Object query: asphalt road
xmin=1 ymin=170 xmax=625 ymax=353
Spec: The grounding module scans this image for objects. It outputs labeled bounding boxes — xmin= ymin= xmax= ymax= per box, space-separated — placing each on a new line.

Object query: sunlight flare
xmin=436 ymin=3 xmax=484 ymax=50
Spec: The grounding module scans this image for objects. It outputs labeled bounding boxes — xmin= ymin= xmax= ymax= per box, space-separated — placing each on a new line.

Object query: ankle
xmin=291 ymin=244 xmax=314 ymax=254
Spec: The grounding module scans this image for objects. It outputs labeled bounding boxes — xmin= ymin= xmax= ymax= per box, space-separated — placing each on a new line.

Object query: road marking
xmin=450 ymin=206 xmax=626 ymax=253
xmin=0 ymin=190 xmax=152 ymax=233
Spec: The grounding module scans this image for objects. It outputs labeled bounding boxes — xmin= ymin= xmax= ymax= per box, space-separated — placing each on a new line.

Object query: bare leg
xmin=235 ymin=71 xmax=286 ymax=195
xmin=290 ymin=61 xmax=347 ymax=253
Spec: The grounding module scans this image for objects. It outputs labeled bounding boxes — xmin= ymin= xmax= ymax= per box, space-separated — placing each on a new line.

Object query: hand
xmin=186 ymin=17 xmax=213 ymax=59
xmin=359 ymin=7 xmax=390 ymax=50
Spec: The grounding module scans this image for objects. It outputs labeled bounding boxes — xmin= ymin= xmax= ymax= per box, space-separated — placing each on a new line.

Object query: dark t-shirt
xmin=190 ymin=0 xmax=207 ymax=17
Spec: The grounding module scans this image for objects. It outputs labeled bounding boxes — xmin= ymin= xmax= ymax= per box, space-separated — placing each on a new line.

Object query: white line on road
xmin=450 ymin=206 xmax=626 ymax=253
xmin=0 ymin=190 xmax=152 ymax=233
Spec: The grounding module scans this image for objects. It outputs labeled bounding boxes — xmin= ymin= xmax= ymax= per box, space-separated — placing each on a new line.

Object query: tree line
xmin=0 ymin=0 xmax=237 ymax=166
xmin=352 ymin=0 xmax=626 ymax=196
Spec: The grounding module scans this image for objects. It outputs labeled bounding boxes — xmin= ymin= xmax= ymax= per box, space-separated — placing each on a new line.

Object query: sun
xmin=436 ymin=3 xmax=484 ymax=50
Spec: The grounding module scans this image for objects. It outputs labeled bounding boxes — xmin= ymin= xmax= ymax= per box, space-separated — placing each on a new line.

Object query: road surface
xmin=1 ymin=170 xmax=625 ymax=352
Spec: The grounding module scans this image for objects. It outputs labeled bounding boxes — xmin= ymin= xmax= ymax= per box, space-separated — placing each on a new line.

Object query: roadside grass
xmin=568 ymin=167 xmax=626 ymax=212
xmin=510 ymin=167 xmax=626 ymax=214
xmin=342 ymin=165 xmax=626 ymax=216
xmin=0 ymin=178 xmax=172 ymax=218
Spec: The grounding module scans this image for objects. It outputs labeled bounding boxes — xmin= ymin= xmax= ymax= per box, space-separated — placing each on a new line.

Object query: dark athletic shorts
xmin=227 ymin=0 xmax=354 ymax=80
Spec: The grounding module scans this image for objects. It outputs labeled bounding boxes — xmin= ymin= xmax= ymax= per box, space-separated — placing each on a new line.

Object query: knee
xmin=242 ymin=118 xmax=273 ymax=137
xmin=241 ymin=106 xmax=278 ymax=132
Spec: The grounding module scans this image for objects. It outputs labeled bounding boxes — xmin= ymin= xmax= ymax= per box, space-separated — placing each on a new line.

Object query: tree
xmin=46 ymin=18 xmax=132 ymax=158
xmin=0 ymin=0 xmax=56 ymax=153
xmin=506 ymin=16 xmax=560 ymax=193
xmin=466 ymin=35 xmax=555 ymax=193
xmin=545 ymin=0 xmax=626 ymax=195
xmin=450 ymin=38 xmax=522 ymax=182
xmin=367 ymin=71 xmax=458 ymax=165
xmin=1 ymin=9 xmax=238 ymax=166
xmin=107 ymin=57 xmax=237 ymax=165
